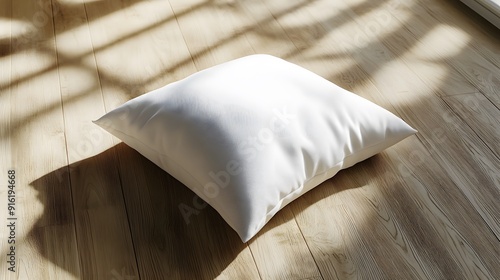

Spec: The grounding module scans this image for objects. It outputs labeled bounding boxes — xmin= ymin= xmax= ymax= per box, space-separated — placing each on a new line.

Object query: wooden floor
xmin=1 ymin=0 xmax=499 ymax=278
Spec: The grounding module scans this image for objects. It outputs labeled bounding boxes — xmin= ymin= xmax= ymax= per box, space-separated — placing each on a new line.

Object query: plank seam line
xmin=440 ymin=96 xmax=499 ymax=161
xmin=290 ymin=207 xmax=325 ymax=280
xmin=247 ymin=245 xmax=264 ymax=280
xmin=49 ymin=0 xmax=82 ymax=274
xmin=166 ymin=0 xmax=196 ymax=71
xmin=112 ymin=145 xmax=142 ymax=280
xmin=80 ymin=1 xmax=142 ymax=278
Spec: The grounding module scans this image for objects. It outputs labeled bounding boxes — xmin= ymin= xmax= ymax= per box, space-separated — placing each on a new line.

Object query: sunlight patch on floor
xmin=412 ymin=25 xmax=471 ymax=60
xmin=1 ymin=19 xmax=29 ymax=41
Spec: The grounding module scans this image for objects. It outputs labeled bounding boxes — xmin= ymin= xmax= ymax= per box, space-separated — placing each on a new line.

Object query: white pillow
xmin=94 ymin=54 xmax=416 ymax=242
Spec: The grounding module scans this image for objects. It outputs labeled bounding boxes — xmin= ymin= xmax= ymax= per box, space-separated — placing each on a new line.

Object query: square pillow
xmin=94 ymin=54 xmax=416 ymax=242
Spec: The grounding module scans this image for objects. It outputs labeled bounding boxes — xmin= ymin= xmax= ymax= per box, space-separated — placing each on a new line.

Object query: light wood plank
xmin=293 ymin=152 xmax=490 ymax=279
xmin=6 ymin=0 xmax=80 ymax=279
xmin=403 ymin=96 xmax=500 ymax=236
xmin=396 ymin=0 xmax=500 ymax=105
xmin=290 ymin=171 xmax=390 ymax=280
xmin=379 ymin=144 xmax=500 ymax=278
xmin=443 ymin=93 xmax=500 ymax=159
xmin=248 ymin=206 xmax=323 ymax=280
xmin=168 ymin=0 xmax=255 ymax=69
xmin=52 ymin=0 xmax=140 ymax=278
xmin=415 ymin=0 xmax=500 ymax=68
xmin=294 ymin=139 xmax=500 ymax=279
xmin=83 ymin=0 xmax=198 ymax=109
xmin=377 ymin=2 xmax=479 ymax=96
xmin=237 ymin=0 xmax=298 ymax=58
xmin=0 ymin=0 xmax=14 ymax=278
xmin=0 ymin=0 xmax=12 ymax=167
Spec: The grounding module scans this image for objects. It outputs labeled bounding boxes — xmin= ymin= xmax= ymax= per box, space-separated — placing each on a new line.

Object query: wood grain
xmin=0 ymin=0 xmax=14 ymax=278
xmin=6 ymin=0 xmax=80 ymax=279
xmin=2 ymin=0 xmax=500 ymax=278
xmin=290 ymin=174 xmax=389 ymax=280
xmin=407 ymin=0 xmax=500 ymax=105
xmin=323 ymin=0 xmax=500 ymax=244
xmin=168 ymin=0 xmax=255 ymax=69
xmin=443 ymin=93 xmax=500 ymax=159
xmin=52 ymin=0 xmax=139 ymax=278
xmin=248 ymin=206 xmax=323 ymax=280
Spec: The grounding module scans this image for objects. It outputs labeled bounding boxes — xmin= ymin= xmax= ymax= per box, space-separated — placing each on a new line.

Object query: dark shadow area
xmin=29 ymin=144 xmax=250 ymax=279
xmin=252 ymin=156 xmax=376 ymax=241
xmin=27 ymin=144 xmax=376 ymax=279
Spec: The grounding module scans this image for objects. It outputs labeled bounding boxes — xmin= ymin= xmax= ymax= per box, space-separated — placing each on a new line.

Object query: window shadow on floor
xmin=29 ymin=144 xmax=249 ymax=279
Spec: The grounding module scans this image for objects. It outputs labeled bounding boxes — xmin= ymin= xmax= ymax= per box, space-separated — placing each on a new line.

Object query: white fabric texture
xmin=94 ymin=54 xmax=417 ymax=242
